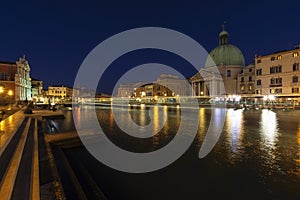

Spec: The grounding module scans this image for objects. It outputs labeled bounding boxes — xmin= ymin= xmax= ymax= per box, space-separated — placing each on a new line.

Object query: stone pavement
xmin=0 ymin=110 xmax=25 ymax=156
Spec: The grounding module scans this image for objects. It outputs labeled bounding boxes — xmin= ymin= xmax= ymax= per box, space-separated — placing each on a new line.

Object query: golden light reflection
xmin=8 ymin=115 xmax=13 ymax=124
xmin=195 ymin=108 xmax=206 ymax=146
xmin=199 ymin=108 xmax=205 ymax=132
xmin=0 ymin=120 xmax=6 ymax=147
xmin=226 ymin=109 xmax=244 ymax=153
xmin=260 ymin=109 xmax=278 ymax=147
xmin=152 ymin=106 xmax=160 ymax=133
xmin=152 ymin=106 xmax=160 ymax=145
xmin=296 ymin=122 xmax=300 ymax=172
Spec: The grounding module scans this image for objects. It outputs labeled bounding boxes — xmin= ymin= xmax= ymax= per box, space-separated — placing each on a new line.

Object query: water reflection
xmin=258 ymin=109 xmax=281 ymax=175
xmin=296 ymin=122 xmax=300 ymax=175
xmin=260 ymin=109 xmax=279 ymax=148
xmin=64 ymin=106 xmax=300 ymax=199
xmin=226 ymin=109 xmax=245 ymax=154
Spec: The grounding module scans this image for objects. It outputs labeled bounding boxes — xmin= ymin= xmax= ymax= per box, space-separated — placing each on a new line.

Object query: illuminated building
xmin=155 ymin=74 xmax=190 ymax=96
xmin=47 ymin=85 xmax=73 ymax=99
xmin=0 ymin=56 xmax=32 ymax=103
xmin=190 ymin=25 xmax=245 ymax=97
xmin=117 ymin=74 xmax=189 ymax=98
xmin=31 ymin=78 xmax=44 ymax=99
xmin=134 ymin=83 xmax=174 ymax=98
xmin=254 ymin=46 xmax=300 ymax=101
xmin=117 ymin=82 xmax=145 ymax=97
xmin=237 ymin=64 xmax=255 ymax=95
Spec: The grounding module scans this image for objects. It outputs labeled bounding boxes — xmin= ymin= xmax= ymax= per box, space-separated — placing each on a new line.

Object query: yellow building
xmin=254 ymin=46 xmax=300 ymax=102
xmin=47 ymin=85 xmax=73 ymax=99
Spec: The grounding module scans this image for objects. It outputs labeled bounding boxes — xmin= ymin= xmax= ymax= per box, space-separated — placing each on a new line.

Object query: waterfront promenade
xmin=0 ymin=107 xmax=107 ymax=200
xmin=0 ymin=108 xmax=65 ymax=200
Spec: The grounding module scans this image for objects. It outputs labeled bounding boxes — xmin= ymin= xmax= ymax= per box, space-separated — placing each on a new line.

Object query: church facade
xmin=0 ymin=56 xmax=32 ymax=103
xmin=190 ymin=26 xmax=246 ymax=99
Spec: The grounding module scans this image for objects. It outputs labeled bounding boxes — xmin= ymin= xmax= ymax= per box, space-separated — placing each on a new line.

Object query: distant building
xmin=155 ymin=74 xmax=190 ymax=96
xmin=31 ymin=78 xmax=43 ymax=99
xmin=117 ymin=74 xmax=189 ymax=97
xmin=47 ymin=85 xmax=73 ymax=99
xmin=254 ymin=46 xmax=300 ymax=100
xmin=117 ymin=82 xmax=145 ymax=97
xmin=134 ymin=83 xmax=174 ymax=98
xmin=0 ymin=56 xmax=31 ymax=103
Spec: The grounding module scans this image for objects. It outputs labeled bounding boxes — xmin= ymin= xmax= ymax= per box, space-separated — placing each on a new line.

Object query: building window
xmin=270 ymin=88 xmax=282 ymax=94
xmin=256 ymin=89 xmax=262 ymax=94
xmin=257 ymin=80 xmax=261 ymax=85
xmin=241 ymin=77 xmax=244 ymax=82
xmin=257 ymin=59 xmax=262 ymax=64
xmin=0 ymin=73 xmax=7 ymax=81
xmin=277 ymin=55 xmax=282 ymax=60
xmin=270 ymin=65 xmax=282 ymax=74
xmin=293 ymin=76 xmax=298 ymax=83
xmin=293 ymin=52 xmax=299 ymax=57
xmin=270 ymin=78 xmax=282 ymax=86
xmin=271 ymin=57 xmax=276 ymax=61
xmin=249 ymin=76 xmax=252 ymax=82
xmin=256 ymin=69 xmax=262 ymax=75
xmin=249 ymin=68 xmax=252 ymax=72
xmin=293 ymin=63 xmax=299 ymax=71
xmin=227 ymin=70 xmax=231 ymax=77
xmin=240 ymin=85 xmax=245 ymax=91
xmin=292 ymin=88 xmax=299 ymax=93
xmin=249 ymin=85 xmax=253 ymax=91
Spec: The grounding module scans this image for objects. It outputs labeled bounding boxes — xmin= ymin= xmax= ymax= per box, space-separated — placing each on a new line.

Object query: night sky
xmin=1 ymin=0 xmax=300 ymax=94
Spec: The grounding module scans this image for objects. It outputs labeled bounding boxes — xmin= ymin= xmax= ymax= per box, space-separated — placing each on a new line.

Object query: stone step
xmin=0 ymin=117 xmax=40 ymax=200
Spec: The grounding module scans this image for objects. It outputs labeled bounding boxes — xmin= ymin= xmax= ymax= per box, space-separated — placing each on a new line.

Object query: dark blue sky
xmin=1 ymin=0 xmax=300 ymax=94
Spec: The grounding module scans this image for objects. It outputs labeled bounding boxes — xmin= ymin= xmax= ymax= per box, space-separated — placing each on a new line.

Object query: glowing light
xmin=0 ymin=86 xmax=3 ymax=93
xmin=269 ymin=95 xmax=275 ymax=101
xmin=235 ymin=95 xmax=241 ymax=102
xmin=200 ymin=91 xmax=204 ymax=95
xmin=263 ymin=95 xmax=275 ymax=101
xmin=8 ymin=90 xmax=13 ymax=96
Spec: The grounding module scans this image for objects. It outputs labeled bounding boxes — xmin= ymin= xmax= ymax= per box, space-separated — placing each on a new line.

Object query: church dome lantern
xmin=206 ymin=25 xmax=245 ymax=67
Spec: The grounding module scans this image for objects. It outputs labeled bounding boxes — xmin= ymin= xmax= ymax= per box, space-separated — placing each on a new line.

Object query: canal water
xmin=51 ymin=106 xmax=300 ymax=200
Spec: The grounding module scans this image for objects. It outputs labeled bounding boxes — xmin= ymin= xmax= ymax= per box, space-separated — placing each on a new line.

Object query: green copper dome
xmin=205 ymin=27 xmax=245 ymax=67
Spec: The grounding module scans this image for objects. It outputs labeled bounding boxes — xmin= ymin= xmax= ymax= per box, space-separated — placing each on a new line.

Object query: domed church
xmin=190 ymin=25 xmax=245 ymax=97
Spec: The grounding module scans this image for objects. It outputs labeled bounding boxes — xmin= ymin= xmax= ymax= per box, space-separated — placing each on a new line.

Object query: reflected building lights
xmin=259 ymin=109 xmax=280 ymax=167
xmin=296 ymin=122 xmax=300 ymax=173
xmin=199 ymin=108 xmax=205 ymax=132
xmin=260 ymin=109 xmax=278 ymax=147
xmin=226 ymin=109 xmax=244 ymax=153
xmin=152 ymin=106 xmax=160 ymax=134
